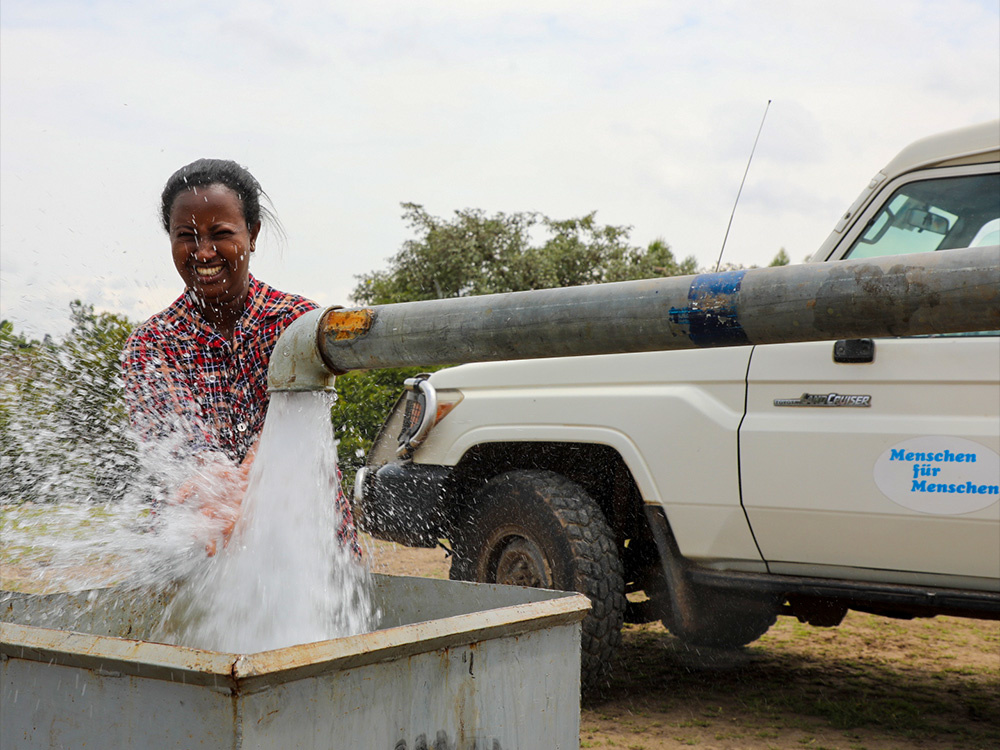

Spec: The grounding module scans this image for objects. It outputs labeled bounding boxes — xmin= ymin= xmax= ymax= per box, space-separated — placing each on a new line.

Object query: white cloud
xmin=2 ymin=0 xmax=998 ymax=336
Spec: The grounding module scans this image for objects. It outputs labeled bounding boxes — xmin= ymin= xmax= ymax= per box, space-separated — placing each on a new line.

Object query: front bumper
xmin=354 ymin=462 xmax=452 ymax=548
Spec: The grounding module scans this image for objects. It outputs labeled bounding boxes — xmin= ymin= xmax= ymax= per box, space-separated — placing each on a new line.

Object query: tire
xmin=449 ymin=469 xmax=625 ymax=693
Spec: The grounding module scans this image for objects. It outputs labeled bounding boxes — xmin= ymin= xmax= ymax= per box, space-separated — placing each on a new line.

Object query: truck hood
xmin=429 ymin=347 xmax=753 ymax=390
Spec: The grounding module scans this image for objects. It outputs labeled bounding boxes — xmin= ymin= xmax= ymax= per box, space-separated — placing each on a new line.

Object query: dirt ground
xmin=364 ymin=536 xmax=1000 ymax=750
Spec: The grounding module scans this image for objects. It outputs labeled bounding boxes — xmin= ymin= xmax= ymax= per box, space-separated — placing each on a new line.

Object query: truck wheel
xmin=449 ymin=469 xmax=625 ymax=692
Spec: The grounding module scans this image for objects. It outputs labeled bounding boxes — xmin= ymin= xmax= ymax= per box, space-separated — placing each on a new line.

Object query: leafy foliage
xmin=353 ymin=204 xmax=697 ymax=304
xmin=769 ymin=248 xmax=790 ymax=266
xmin=0 ymin=303 xmax=137 ymax=504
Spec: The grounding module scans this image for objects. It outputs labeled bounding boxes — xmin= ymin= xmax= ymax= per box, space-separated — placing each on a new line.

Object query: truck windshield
xmin=845 ymin=172 xmax=999 ymax=260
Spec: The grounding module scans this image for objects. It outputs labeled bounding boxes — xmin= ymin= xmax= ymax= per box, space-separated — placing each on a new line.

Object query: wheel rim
xmin=490 ymin=536 xmax=553 ymax=588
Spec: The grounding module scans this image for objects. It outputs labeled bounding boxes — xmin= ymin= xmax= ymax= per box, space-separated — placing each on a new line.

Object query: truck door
xmin=739 ymin=167 xmax=1000 ymax=587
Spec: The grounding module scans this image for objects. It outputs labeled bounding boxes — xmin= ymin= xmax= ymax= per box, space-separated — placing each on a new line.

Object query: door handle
xmin=833 ymin=338 xmax=875 ymax=363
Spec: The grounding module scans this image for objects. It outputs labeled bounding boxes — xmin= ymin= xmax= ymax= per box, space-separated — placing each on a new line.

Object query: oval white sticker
xmin=874 ymin=437 xmax=1000 ymax=515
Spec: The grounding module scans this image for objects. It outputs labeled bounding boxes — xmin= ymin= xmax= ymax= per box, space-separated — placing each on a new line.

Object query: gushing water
xmin=2 ymin=386 xmax=375 ymax=652
xmin=155 ymin=392 xmax=374 ymax=651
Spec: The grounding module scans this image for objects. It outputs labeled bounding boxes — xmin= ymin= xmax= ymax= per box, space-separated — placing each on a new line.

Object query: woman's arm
xmin=123 ymin=329 xmax=256 ymax=554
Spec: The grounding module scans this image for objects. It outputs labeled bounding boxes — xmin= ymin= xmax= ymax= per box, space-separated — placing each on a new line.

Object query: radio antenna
xmin=713 ymin=99 xmax=772 ymax=272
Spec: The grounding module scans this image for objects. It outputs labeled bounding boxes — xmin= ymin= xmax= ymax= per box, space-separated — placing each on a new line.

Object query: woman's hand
xmin=171 ymin=441 xmax=259 ymax=556
xmin=239 ymin=439 xmax=259 ymax=478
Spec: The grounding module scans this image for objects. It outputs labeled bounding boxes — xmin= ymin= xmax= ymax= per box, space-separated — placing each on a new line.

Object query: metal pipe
xmin=268 ymin=246 xmax=999 ymax=390
xmin=266 ymin=307 xmax=337 ymax=392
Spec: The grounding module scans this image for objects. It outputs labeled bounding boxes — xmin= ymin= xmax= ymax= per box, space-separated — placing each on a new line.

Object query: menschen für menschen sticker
xmin=874 ymin=436 xmax=1000 ymax=515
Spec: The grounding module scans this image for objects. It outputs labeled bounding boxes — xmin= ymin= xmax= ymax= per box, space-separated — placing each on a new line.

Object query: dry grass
xmin=582 ymin=615 xmax=999 ymax=749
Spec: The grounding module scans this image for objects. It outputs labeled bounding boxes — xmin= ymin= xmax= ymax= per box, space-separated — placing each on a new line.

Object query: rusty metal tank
xmin=1 ymin=575 xmax=589 ymax=749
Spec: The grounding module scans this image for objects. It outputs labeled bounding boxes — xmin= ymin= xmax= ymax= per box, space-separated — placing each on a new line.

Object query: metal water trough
xmin=1 ymin=576 xmax=589 ymax=749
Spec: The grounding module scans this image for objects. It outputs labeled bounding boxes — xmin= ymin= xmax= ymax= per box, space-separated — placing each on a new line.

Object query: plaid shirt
xmin=122 ymin=275 xmax=360 ymax=556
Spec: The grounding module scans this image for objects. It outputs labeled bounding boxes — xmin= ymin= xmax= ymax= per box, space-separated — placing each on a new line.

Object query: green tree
xmin=335 ymin=204 xmax=696 ymax=481
xmin=769 ymin=248 xmax=790 ymax=267
xmin=1 ymin=303 xmax=136 ymax=504
xmin=353 ymin=204 xmax=696 ymax=304
xmin=1 ymin=322 xmax=55 ymax=503
xmin=0 ymin=320 xmax=41 ymax=350
xmin=55 ymin=302 xmax=137 ymax=501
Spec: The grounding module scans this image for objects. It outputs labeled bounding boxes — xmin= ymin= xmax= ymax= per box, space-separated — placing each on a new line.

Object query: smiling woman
xmin=168 ymin=184 xmax=259 ymax=337
xmin=121 ymin=159 xmax=359 ymax=557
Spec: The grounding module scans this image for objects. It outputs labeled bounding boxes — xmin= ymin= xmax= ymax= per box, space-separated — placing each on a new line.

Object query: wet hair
xmin=160 ymin=158 xmax=281 ymax=235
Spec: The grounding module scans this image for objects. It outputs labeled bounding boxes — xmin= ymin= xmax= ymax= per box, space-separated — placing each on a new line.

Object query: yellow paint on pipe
xmin=322 ymin=308 xmax=376 ymax=341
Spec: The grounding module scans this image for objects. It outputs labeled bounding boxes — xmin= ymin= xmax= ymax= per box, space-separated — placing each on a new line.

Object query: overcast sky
xmin=2 ymin=0 xmax=998 ymax=337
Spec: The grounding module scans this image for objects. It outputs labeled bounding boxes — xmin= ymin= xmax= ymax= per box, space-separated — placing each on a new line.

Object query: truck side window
xmin=844 ymin=173 xmax=999 ymax=260
xmin=845 ymin=171 xmax=999 ymax=337
xmin=969 ymin=217 xmax=1000 ymax=247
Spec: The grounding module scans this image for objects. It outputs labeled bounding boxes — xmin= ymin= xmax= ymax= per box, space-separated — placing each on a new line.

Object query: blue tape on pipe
xmin=669 ymin=270 xmax=750 ymax=346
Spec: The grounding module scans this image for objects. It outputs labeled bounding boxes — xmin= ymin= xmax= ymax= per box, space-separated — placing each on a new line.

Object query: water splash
xmin=1 ymin=439 xmax=218 ymax=595
xmin=2 ymin=389 xmax=375 ymax=652
xmin=155 ymin=391 xmax=374 ymax=651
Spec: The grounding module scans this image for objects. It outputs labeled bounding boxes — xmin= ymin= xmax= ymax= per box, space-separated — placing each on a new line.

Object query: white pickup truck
xmin=355 ymin=121 xmax=1000 ymax=690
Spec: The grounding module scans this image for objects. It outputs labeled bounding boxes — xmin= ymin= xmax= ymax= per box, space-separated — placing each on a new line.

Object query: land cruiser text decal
xmin=874 ymin=436 xmax=1000 ymax=514
xmin=774 ymin=393 xmax=871 ymax=407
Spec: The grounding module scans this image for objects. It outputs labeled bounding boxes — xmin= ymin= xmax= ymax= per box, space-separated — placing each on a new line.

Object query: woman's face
xmin=168 ymin=184 xmax=261 ymax=308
